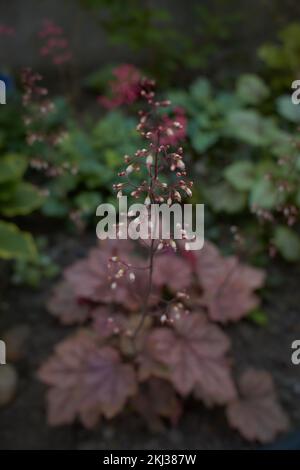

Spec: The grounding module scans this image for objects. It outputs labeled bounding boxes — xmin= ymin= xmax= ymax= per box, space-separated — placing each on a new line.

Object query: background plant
xmin=39 ymin=82 xmax=289 ymax=443
xmin=168 ymin=74 xmax=300 ymax=261
xmin=39 ymin=237 xmax=289 ymax=442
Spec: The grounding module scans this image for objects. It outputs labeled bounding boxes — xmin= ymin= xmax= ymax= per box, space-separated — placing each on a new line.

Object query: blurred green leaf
xmin=248 ymin=308 xmax=268 ymax=326
xmin=273 ymin=226 xmax=300 ymax=261
xmin=42 ymin=197 xmax=69 ymax=217
xmin=276 ymin=95 xmax=300 ymax=123
xmin=1 ymin=183 xmax=44 ymax=216
xmin=75 ymin=191 xmax=102 ymax=215
xmin=189 ymin=78 xmax=212 ymax=104
xmin=225 ymin=161 xmax=256 ymax=191
xmin=236 ymin=74 xmax=269 ymax=105
xmin=250 ymin=178 xmax=280 ymax=210
xmin=204 ymin=182 xmax=247 ymax=213
xmin=0 ymin=153 xmax=27 ymax=183
xmin=225 ymin=110 xmax=276 ymax=146
xmin=191 ymin=131 xmax=219 ymax=152
xmin=0 ymin=221 xmax=37 ymax=260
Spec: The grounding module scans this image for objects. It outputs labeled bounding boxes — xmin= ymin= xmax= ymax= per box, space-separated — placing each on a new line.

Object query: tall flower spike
xmin=111 ymin=75 xmax=193 ymax=336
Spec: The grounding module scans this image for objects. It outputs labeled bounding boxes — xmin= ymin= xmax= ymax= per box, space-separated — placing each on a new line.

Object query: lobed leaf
xmin=196 ymin=242 xmax=265 ymax=323
xmin=38 ymin=331 xmax=137 ymax=427
xmin=0 ymin=220 xmax=37 ymax=260
xmin=226 ymin=369 xmax=289 ymax=443
xmin=145 ymin=313 xmax=235 ymax=398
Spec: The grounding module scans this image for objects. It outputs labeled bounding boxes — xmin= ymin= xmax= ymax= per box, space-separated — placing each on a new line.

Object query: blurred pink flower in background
xmin=98 ymin=64 xmax=142 ymax=109
xmin=0 ymin=24 xmax=15 ymax=36
xmin=38 ymin=19 xmax=72 ymax=66
xmin=160 ymin=107 xmax=187 ymax=146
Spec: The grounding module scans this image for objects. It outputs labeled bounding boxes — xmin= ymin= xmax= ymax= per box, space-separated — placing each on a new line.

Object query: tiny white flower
xmin=126 ymin=164 xmax=134 ymax=174
xmin=174 ymin=191 xmax=181 ymax=202
xmin=177 ymin=160 xmax=185 ymax=170
xmin=146 ymin=154 xmax=153 ymax=166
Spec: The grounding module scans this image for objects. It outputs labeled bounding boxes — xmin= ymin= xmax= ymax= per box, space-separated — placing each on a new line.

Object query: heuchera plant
xmin=39 ymin=76 xmax=289 ymax=443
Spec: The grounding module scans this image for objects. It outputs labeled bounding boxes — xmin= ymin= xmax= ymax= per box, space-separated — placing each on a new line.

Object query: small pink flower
xmin=160 ymin=107 xmax=187 ymax=146
xmin=38 ymin=19 xmax=72 ymax=66
xmin=98 ymin=64 xmax=142 ymax=109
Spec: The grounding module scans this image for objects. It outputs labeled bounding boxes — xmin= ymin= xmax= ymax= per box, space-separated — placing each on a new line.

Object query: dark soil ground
xmin=0 ymin=232 xmax=300 ymax=450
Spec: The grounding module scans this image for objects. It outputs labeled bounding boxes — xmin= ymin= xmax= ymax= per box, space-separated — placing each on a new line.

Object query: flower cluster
xmin=98 ymin=64 xmax=142 ymax=109
xmin=108 ymin=78 xmax=194 ymax=333
xmin=21 ymin=67 xmax=71 ymax=176
xmin=113 ymin=77 xmax=192 ymax=210
xmin=38 ymin=19 xmax=72 ymax=66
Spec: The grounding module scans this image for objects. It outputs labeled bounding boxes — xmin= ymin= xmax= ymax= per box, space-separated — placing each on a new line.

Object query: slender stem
xmin=133 ymin=131 xmax=160 ymax=338
xmin=132 ymin=238 xmax=155 ymax=339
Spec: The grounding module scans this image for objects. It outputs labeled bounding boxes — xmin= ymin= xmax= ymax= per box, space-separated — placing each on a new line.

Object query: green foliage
xmin=80 ymin=0 xmax=242 ymax=84
xmin=225 ymin=110 xmax=278 ymax=147
xmin=273 ymin=226 xmax=300 ymax=262
xmin=43 ymin=111 xmax=141 ymax=218
xmin=12 ymin=238 xmax=59 ymax=288
xmin=0 ymin=220 xmax=37 ymax=260
xmin=170 ymin=73 xmax=300 ymax=259
xmin=204 ymin=182 xmax=247 ymax=214
xmin=0 ymin=152 xmax=44 ymax=217
xmin=2 ymin=182 xmax=44 ymax=217
xmin=224 ymin=161 xmax=256 ymax=191
xmin=236 ymin=74 xmax=270 ymax=105
xmin=0 ymin=151 xmax=44 ymax=262
xmin=276 ymin=95 xmax=300 ymax=123
xmin=250 ymin=178 xmax=282 ymax=210
xmin=258 ymin=23 xmax=300 ymax=91
xmin=0 ymin=99 xmax=25 ymax=153
xmin=248 ymin=309 xmax=268 ymax=326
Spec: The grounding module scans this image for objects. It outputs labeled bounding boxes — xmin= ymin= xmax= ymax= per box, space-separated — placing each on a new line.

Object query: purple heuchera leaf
xmin=38 ymin=330 xmax=137 ymax=427
xmin=47 ymin=281 xmax=90 ymax=325
xmin=91 ymin=306 xmax=127 ymax=339
xmin=131 ymin=378 xmax=182 ymax=431
xmin=145 ymin=312 xmax=235 ymax=397
xmin=152 ymin=253 xmax=193 ymax=292
xmin=226 ymin=369 xmax=289 ymax=443
xmin=196 ymin=242 xmax=265 ymax=323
